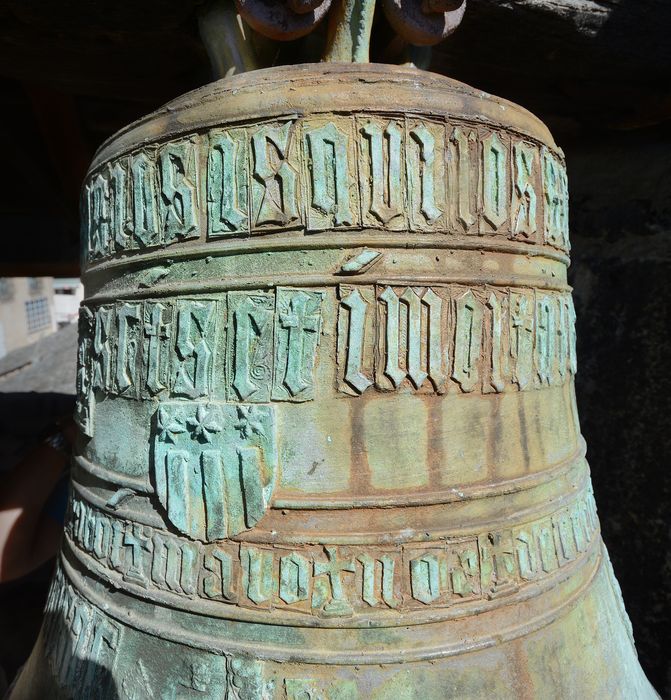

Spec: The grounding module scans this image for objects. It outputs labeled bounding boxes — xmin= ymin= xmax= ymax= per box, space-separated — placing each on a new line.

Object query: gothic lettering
xmin=380 ymin=285 xmax=405 ymax=388
xmin=313 ymin=546 xmax=356 ymax=617
xmin=158 ymin=139 xmax=199 ymax=242
xmin=273 ymin=289 xmax=323 ymax=401
xmin=407 ymin=123 xmax=443 ymax=227
xmin=449 ymin=127 xmax=476 ymax=231
xmin=143 ymin=302 xmax=171 ymax=395
xmin=279 ymin=552 xmax=310 ymax=605
xmin=510 ymin=292 xmax=534 ymax=390
xmin=360 ymin=120 xmax=405 ymax=227
xmin=543 ymin=148 xmax=569 ymax=250
xmin=172 ymin=300 xmax=216 ymax=398
xmin=244 ymin=547 xmax=275 ymax=605
xmin=84 ymin=118 xmax=571 ymax=264
xmin=513 ymin=142 xmax=538 ymax=238
xmin=68 ymin=490 xmax=595 ymax=617
xmin=410 ymin=553 xmax=441 ymax=604
xmin=452 ymin=290 xmax=484 ymax=392
xmin=115 ymin=302 xmax=142 ymax=396
xmin=44 ymin=566 xmax=121 ymax=698
xmin=203 ymin=547 xmax=235 ymax=601
xmin=251 ymin=122 xmax=299 ymax=227
xmin=486 ymin=292 xmax=505 ymax=393
xmin=75 ymin=307 xmax=95 ymax=437
xmin=481 ymin=132 xmax=508 ymax=229
xmin=208 ymin=129 xmax=248 ymax=236
xmin=87 ymin=173 xmax=110 ymax=259
xmin=340 ymin=288 xmax=373 ymax=394
xmin=535 ymin=294 xmax=554 ymax=385
xmin=305 ymin=120 xmax=356 ymax=229
xmin=92 ymin=306 xmax=114 ymax=393
xmin=423 ymin=288 xmax=446 ymax=392
xmin=130 ymin=151 xmax=159 ymax=247
xmin=228 ymin=292 xmax=274 ymax=402
xmin=110 ymin=158 xmax=130 ymax=251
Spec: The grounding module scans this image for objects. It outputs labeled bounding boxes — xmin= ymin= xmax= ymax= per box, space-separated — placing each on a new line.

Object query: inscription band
xmin=65 ymin=485 xmax=598 ymax=625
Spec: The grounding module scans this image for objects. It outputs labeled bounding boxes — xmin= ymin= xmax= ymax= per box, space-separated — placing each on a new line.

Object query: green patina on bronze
xmin=11 ymin=2 xmax=658 ymax=698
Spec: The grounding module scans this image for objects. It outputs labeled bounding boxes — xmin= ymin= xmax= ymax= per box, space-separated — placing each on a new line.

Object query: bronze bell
xmin=10 ymin=2 xmax=658 ymax=698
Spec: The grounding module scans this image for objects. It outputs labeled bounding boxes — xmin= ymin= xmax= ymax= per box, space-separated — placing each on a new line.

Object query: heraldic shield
xmin=153 ymin=402 xmax=277 ymax=542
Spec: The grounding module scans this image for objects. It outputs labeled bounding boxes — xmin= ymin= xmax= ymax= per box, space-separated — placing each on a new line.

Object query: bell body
xmin=12 ymin=64 xmax=656 ymax=699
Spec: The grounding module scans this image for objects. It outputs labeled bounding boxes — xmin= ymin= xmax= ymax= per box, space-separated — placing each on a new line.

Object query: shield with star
xmin=152 ymin=402 xmax=277 ymax=542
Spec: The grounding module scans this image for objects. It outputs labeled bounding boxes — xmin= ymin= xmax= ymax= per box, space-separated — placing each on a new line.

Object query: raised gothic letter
xmin=557 ymin=296 xmax=568 ymax=383
xmin=180 ymin=542 xmax=199 ymax=595
xmin=481 ymin=132 xmax=508 ymax=229
xmin=123 ymin=523 xmax=150 ymax=586
xmin=273 ymin=289 xmax=323 ymax=401
xmin=203 ymin=547 xmax=235 ymax=601
xmin=279 ymin=552 xmax=310 ymax=605
xmin=567 ymin=296 xmax=577 ymax=375
xmin=208 ymin=129 xmax=248 ymax=236
xmin=515 ymin=530 xmax=540 ymax=581
xmin=143 ymin=302 xmax=172 ymax=395
xmin=305 ymin=121 xmax=355 ymax=229
xmin=380 ymin=286 xmax=404 ymax=388
xmin=313 ymin=546 xmax=356 ymax=617
xmin=400 ymin=287 xmax=427 ymax=389
xmin=130 ymin=151 xmax=159 ymax=247
xmin=108 ymin=519 xmax=125 ymax=573
xmin=251 ymin=122 xmax=299 ymax=227
xmin=487 ymin=292 xmax=505 ymax=393
xmin=340 ymin=288 xmax=372 ymax=394
xmin=479 ymin=532 xmax=517 ymax=595
xmin=85 ymin=612 xmax=121 ymax=691
xmin=357 ymin=553 xmax=399 ymax=608
xmin=228 ymin=293 xmax=274 ymax=402
xmin=452 ymin=290 xmax=484 ymax=393
xmin=244 ymin=547 xmax=275 ymax=605
xmin=151 ymin=533 xmax=186 ymax=594
xmin=423 ymin=288 xmax=446 ymax=391
xmin=510 ymin=292 xmax=534 ymax=390
xmin=410 ymin=553 xmax=441 ymax=604
xmin=361 ymin=120 xmax=404 ymax=226
xmin=450 ymin=548 xmax=479 ymax=598
xmin=533 ymin=521 xmax=558 ymax=573
xmin=75 ymin=307 xmax=95 ymax=437
xmin=116 ymin=302 xmax=142 ymax=396
xmin=110 ymin=159 xmax=130 ymax=252
xmin=92 ymin=306 xmax=113 ymax=393
xmin=172 ymin=300 xmax=216 ymax=398
xmin=513 ymin=142 xmax=538 ymax=237
xmin=554 ymin=511 xmax=577 ymax=564
xmin=87 ymin=173 xmax=110 ymax=259
xmin=158 ymin=139 xmax=199 ymax=242
xmin=535 ymin=294 xmax=554 ymax=385
xmin=449 ymin=128 xmax=476 ymax=230
xmin=92 ymin=513 xmax=112 ymax=562
xmin=407 ymin=123 xmax=443 ymax=227
xmin=543 ymin=149 xmax=569 ymax=250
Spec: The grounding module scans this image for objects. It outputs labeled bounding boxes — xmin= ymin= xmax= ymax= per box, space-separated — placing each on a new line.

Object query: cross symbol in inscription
xmin=279 ymin=293 xmax=320 ymax=396
xmin=482 ymin=532 xmax=517 ymax=598
xmin=123 ymin=523 xmax=150 ymax=584
xmin=313 ymin=545 xmax=355 ymax=617
xmin=511 ymin=299 xmax=532 ymax=356
xmin=144 ymin=304 xmax=171 ymax=393
xmin=145 ymin=309 xmax=170 ymax=340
